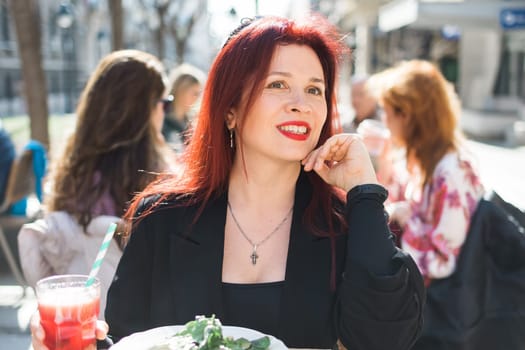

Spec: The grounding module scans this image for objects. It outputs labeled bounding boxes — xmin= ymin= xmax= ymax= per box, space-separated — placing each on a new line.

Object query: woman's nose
xmin=286 ymin=92 xmax=311 ymax=114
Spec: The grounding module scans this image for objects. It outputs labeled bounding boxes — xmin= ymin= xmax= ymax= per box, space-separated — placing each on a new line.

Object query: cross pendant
xmin=250 ymin=246 xmax=259 ymax=265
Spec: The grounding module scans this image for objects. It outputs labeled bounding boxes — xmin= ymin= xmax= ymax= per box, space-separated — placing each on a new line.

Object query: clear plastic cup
xmin=36 ymin=275 xmax=100 ymax=350
xmin=356 ymin=119 xmax=391 ymax=157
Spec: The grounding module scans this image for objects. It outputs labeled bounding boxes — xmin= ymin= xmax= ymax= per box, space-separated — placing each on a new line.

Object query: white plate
xmin=111 ymin=325 xmax=288 ymax=349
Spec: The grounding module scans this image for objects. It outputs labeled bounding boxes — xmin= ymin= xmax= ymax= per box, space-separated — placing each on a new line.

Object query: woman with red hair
xmin=99 ymin=16 xmax=424 ymax=349
xmin=367 ymin=60 xmax=484 ymax=286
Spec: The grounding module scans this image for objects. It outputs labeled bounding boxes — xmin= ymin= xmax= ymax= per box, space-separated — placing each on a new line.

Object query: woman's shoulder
xmin=133 ymin=192 xmax=209 ymax=232
xmin=433 ymin=151 xmax=484 ymax=194
xmin=129 ymin=192 xmax=225 ymax=244
xmin=435 ymin=151 xmax=476 ymax=174
xmin=22 ymin=211 xmax=80 ymax=236
xmin=86 ymin=215 xmax=122 ymax=236
xmin=21 ymin=211 xmax=122 ymax=242
xmin=135 ymin=192 xmax=195 ymax=215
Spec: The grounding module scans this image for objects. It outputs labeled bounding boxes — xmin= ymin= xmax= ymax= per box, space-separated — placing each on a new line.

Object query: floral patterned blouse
xmin=385 ymin=151 xmax=484 ymax=285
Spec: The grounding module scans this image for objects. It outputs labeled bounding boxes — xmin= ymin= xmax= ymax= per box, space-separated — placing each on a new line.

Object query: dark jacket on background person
xmin=0 ymin=126 xmax=16 ymax=206
xmin=106 ymin=172 xmax=425 ymax=349
xmin=413 ymin=192 xmax=525 ymax=350
xmin=161 ymin=116 xmax=189 ymax=152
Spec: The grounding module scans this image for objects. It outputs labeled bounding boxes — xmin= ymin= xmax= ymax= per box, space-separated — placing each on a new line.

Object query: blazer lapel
xmin=168 ymin=193 xmax=227 ymax=323
xmin=278 ymin=173 xmax=335 ymax=344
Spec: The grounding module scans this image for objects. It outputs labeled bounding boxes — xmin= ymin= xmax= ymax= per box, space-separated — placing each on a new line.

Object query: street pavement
xmin=0 ymin=138 xmax=523 ymax=350
xmin=0 ymin=274 xmax=34 ymax=350
xmin=466 ymin=139 xmax=525 ymax=211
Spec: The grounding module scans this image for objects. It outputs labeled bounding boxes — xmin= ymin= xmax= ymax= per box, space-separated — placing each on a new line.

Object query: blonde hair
xmin=168 ymin=63 xmax=206 ymax=108
xmin=370 ymin=60 xmax=463 ymax=186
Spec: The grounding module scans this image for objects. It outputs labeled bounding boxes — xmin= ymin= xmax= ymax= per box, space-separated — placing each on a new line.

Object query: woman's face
xmin=179 ymin=82 xmax=202 ymax=114
xmin=232 ymin=44 xmax=327 ymax=163
xmin=382 ymin=102 xmax=406 ymax=147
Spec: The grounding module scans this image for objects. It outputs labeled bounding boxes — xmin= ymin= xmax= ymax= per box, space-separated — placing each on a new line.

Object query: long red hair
xmin=125 ymin=15 xmax=348 ymax=239
xmin=371 ymin=60 xmax=462 ymax=187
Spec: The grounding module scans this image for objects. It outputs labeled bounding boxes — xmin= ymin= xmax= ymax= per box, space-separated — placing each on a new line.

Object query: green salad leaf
xmin=150 ymin=315 xmax=271 ymax=350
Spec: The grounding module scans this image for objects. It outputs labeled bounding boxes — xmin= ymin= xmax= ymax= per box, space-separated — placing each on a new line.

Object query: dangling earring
xmin=229 ymin=129 xmax=234 ymax=149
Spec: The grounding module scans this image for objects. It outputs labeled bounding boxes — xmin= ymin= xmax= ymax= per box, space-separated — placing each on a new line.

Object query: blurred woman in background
xmin=162 ymin=63 xmax=205 ymax=152
xmin=368 ymin=59 xmax=484 ymax=285
xmin=18 ymin=49 xmax=175 ymax=315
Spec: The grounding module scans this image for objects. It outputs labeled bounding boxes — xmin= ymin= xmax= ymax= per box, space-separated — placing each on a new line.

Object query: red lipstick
xmin=276 ymin=121 xmax=311 ymax=141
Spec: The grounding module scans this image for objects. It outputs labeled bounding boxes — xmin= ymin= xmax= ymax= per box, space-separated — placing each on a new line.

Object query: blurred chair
xmin=0 ymin=147 xmax=41 ymax=287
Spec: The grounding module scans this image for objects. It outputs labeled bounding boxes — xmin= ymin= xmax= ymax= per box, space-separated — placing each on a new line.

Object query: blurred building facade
xmin=0 ymin=0 xmax=213 ymax=117
xmin=0 ymin=0 xmax=110 ymax=116
xmin=336 ymin=0 xmax=525 ymax=140
xmin=0 ymin=0 xmax=523 ymax=142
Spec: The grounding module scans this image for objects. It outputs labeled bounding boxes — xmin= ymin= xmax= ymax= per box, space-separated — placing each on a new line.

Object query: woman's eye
xmin=267 ymin=81 xmax=286 ymax=89
xmin=307 ymin=86 xmax=323 ymax=96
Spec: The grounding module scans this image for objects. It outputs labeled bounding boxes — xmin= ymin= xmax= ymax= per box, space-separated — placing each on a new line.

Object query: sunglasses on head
xmin=159 ymin=95 xmax=174 ymax=113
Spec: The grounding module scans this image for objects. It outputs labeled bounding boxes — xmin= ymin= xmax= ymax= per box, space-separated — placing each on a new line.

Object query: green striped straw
xmin=86 ymin=222 xmax=117 ymax=287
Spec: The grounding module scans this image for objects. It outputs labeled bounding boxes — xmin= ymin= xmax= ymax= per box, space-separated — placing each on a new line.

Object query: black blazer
xmin=106 ymin=173 xmax=424 ymax=349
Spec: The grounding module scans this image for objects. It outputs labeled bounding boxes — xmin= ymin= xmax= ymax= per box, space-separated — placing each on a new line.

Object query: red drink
xmin=36 ymin=275 xmax=100 ymax=350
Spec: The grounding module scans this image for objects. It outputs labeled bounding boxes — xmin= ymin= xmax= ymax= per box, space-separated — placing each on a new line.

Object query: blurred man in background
xmin=344 ymin=75 xmax=381 ymax=133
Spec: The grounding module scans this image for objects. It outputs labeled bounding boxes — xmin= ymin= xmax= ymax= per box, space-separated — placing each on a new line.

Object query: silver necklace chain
xmin=227 ymin=201 xmax=293 ymax=265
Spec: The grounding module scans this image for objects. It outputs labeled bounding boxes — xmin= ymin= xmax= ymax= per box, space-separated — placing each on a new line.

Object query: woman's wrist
xmin=345 ymin=183 xmax=397 ymax=275
xmin=341 ymin=167 xmax=379 ymax=192
xmin=347 ymin=184 xmax=389 ymax=204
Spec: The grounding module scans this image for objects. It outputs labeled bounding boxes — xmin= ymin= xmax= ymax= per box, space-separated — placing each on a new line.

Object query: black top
xmin=106 ymin=171 xmax=425 ymax=349
xmin=222 ymin=281 xmax=284 ymax=336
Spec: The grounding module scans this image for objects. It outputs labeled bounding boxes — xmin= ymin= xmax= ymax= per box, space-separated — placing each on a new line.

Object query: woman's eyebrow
xmin=268 ymin=71 xmax=325 ymax=85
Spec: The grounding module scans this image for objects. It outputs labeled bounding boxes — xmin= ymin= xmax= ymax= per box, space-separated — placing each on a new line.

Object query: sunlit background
xmin=208 ymin=0 xmax=307 ymax=41
xmin=1 ymin=3 xmax=524 ymax=350
xmin=0 ymin=0 xmax=524 ymax=141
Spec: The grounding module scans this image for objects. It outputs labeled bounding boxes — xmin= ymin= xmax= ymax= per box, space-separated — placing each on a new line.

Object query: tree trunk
xmin=168 ymin=0 xmax=207 ymax=65
xmin=174 ymin=14 xmax=197 ymax=65
xmin=155 ymin=4 xmax=169 ymax=59
xmin=108 ymin=0 xmax=124 ymax=50
xmin=175 ymin=33 xmax=187 ymax=65
xmin=8 ymin=0 xmax=49 ymax=149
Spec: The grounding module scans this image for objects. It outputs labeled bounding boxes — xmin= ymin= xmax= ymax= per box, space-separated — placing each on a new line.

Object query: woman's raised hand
xmin=30 ymin=312 xmax=109 ymax=350
xmin=302 ymin=133 xmax=378 ymax=192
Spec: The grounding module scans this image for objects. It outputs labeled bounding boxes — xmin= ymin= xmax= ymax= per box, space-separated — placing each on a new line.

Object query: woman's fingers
xmin=304 ymin=134 xmax=362 ymax=170
xmin=30 ymin=312 xmax=109 ymax=350
xmin=30 ymin=312 xmax=48 ymax=350
xmin=303 ymin=134 xmax=378 ymax=191
xmin=303 ymin=134 xmax=354 ymax=170
xmin=301 ymin=147 xmax=318 ymax=170
xmin=314 ymin=139 xmax=344 ymax=168
xmin=95 ymin=320 xmax=109 ymax=340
